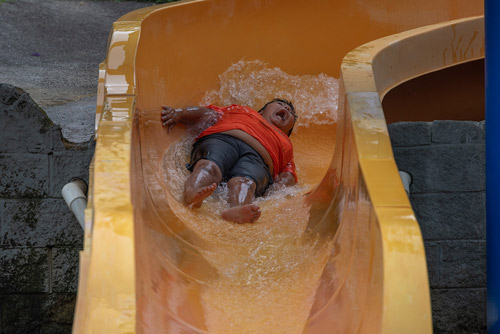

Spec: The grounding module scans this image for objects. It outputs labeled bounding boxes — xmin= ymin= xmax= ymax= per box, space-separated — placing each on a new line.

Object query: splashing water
xmin=201 ymin=59 xmax=339 ymax=130
xmin=161 ymin=60 xmax=338 ymax=334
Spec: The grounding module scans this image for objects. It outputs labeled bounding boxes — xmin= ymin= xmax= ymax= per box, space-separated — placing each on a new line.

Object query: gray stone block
xmin=0 ymin=293 xmax=76 ymax=333
xmin=0 ymin=153 xmax=49 ymax=198
xmin=0 ymin=84 xmax=25 ymax=106
xmin=52 ymin=247 xmax=80 ymax=293
xmin=50 ymin=150 xmax=94 ymax=198
xmin=388 ymin=122 xmax=431 ymax=147
xmin=51 ymin=126 xmax=95 ymax=152
xmin=0 ymin=294 xmax=45 ymax=333
xmin=0 ymin=199 xmax=83 ymax=248
xmin=412 ymin=192 xmax=485 ymax=240
xmin=440 ymin=240 xmax=486 ymax=288
xmin=0 ymin=248 xmax=49 ymax=293
xmin=43 ymin=293 xmax=77 ymax=325
xmin=393 ymin=144 xmax=485 ymax=193
xmin=432 ymin=120 xmax=485 ymax=144
xmin=40 ymin=323 xmax=73 ymax=334
xmin=431 ymin=288 xmax=486 ymax=333
xmin=0 ymin=84 xmax=54 ymax=153
xmin=45 ymin=95 xmax=97 ymax=144
xmin=424 ymin=242 xmax=440 ymax=288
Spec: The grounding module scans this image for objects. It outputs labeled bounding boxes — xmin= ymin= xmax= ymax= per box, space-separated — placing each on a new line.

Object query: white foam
xmin=201 ymin=60 xmax=339 ymax=131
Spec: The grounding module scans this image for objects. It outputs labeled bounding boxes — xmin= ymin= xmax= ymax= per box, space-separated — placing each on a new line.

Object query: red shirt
xmin=197 ymin=104 xmax=297 ymax=181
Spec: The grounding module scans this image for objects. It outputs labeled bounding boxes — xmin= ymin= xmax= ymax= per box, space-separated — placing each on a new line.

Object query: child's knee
xmin=228 ymin=176 xmax=256 ymax=190
xmin=194 ymin=159 xmax=222 ymax=178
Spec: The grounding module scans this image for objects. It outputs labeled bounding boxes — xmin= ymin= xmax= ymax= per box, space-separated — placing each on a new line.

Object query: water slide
xmin=73 ymin=1 xmax=484 ymax=333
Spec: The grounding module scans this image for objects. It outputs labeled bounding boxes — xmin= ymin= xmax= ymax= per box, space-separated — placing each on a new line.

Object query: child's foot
xmin=184 ymin=183 xmax=217 ymax=208
xmin=221 ymin=204 xmax=261 ymax=223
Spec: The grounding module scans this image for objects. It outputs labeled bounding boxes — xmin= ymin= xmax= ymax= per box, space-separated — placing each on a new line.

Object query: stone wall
xmin=389 ymin=120 xmax=486 ymax=334
xmin=0 ymin=84 xmax=94 ymax=333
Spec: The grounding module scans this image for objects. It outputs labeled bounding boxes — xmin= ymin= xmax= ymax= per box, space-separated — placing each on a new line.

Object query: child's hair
xmin=258 ymin=98 xmax=297 ymax=136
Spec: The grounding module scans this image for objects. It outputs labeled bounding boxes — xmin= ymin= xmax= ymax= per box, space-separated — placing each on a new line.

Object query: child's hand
xmin=273 ymin=172 xmax=296 ymax=187
xmin=161 ymin=106 xmax=182 ymax=132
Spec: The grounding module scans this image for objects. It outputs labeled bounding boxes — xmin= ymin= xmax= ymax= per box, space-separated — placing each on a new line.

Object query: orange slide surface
xmin=73 ymin=1 xmax=484 ymax=333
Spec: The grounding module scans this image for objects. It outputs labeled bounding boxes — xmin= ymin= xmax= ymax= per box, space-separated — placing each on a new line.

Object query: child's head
xmin=258 ymin=98 xmax=297 ymax=136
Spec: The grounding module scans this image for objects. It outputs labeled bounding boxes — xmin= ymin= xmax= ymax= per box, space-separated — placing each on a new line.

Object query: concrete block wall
xmin=0 ymin=84 xmax=94 ymax=333
xmin=389 ymin=120 xmax=486 ymax=334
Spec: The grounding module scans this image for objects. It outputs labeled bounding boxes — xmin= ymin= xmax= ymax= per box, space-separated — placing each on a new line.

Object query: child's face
xmin=259 ymin=101 xmax=296 ymax=135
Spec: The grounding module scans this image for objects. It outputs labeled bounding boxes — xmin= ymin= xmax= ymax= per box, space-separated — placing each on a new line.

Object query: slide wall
xmin=73 ymin=1 xmax=484 ymax=333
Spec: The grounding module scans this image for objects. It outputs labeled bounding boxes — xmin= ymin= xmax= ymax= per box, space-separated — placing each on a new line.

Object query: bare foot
xmin=221 ymin=204 xmax=261 ymax=223
xmin=184 ymin=183 xmax=217 ymax=208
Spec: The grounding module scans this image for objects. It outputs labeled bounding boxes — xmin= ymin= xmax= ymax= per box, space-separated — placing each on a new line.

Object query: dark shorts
xmin=186 ymin=133 xmax=272 ymax=197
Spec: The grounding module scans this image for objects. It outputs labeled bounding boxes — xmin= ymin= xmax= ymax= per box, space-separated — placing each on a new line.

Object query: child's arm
xmin=274 ymin=172 xmax=296 ymax=186
xmin=274 ymin=159 xmax=297 ymax=187
xmin=161 ymin=106 xmax=218 ymax=133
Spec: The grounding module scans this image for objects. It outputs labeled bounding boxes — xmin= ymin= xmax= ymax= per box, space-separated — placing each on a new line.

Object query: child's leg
xmin=184 ymin=159 xmax=222 ymax=208
xmin=221 ymin=176 xmax=261 ymax=223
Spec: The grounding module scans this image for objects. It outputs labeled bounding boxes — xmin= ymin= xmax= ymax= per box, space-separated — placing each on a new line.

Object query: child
xmin=161 ymin=98 xmax=298 ymax=224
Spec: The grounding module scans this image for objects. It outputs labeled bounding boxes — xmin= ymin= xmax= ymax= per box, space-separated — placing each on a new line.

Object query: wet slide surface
xmin=74 ymin=1 xmax=484 ymax=333
xmin=133 ymin=61 xmax=339 ymax=332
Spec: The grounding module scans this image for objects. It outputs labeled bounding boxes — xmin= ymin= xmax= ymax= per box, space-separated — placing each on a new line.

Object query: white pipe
xmin=62 ymin=179 xmax=88 ymax=229
xmin=399 ymin=171 xmax=412 ymax=196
